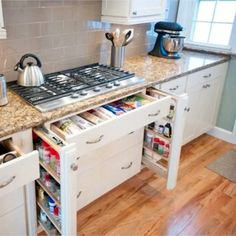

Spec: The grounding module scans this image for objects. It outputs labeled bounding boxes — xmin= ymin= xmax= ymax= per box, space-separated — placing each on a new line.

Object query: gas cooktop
xmin=8 ymin=63 xmax=144 ymax=112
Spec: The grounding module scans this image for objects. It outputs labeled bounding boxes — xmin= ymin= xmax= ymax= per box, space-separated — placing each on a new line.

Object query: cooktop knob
xmin=106 ymin=83 xmax=113 ymax=88
xmin=93 ymin=86 xmax=101 ymax=92
xmin=71 ymin=93 xmax=79 ymax=98
xmin=114 ymin=81 xmax=121 ymax=86
xmin=80 ymin=90 xmax=88 ymax=96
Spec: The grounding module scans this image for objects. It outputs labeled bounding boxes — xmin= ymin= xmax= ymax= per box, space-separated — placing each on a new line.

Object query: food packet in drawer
xmin=102 ymin=104 xmax=125 ymax=116
xmin=80 ymin=111 xmax=104 ymax=124
xmin=94 ymin=107 xmax=116 ymax=119
xmin=56 ymin=118 xmax=82 ymax=135
xmin=122 ymin=95 xmax=150 ymax=108
xmin=111 ymin=101 xmax=134 ymax=112
xmin=70 ymin=115 xmax=93 ymax=129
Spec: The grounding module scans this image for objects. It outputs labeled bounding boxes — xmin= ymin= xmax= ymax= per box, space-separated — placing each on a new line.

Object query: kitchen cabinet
xmin=182 ymin=63 xmax=228 ymax=145
xmin=0 ymin=129 xmax=39 ymax=236
xmin=101 ymin=0 xmax=166 ymax=24
xmin=34 ymin=88 xmax=187 ymax=235
xmin=0 ymin=0 xmax=6 ymax=39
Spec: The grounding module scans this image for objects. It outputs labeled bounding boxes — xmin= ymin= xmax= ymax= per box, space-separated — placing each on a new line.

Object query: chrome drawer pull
xmin=203 ymin=73 xmax=212 ymax=78
xmin=128 ymin=131 xmax=134 ymax=135
xmin=121 ymin=162 xmax=133 ymax=170
xmin=71 ymin=163 xmax=78 ymax=171
xmin=0 ymin=176 xmax=16 ymax=189
xmin=86 ymin=135 xmax=104 ymax=144
xmin=169 ymin=85 xmax=179 ymax=91
xmin=77 ymin=191 xmax=82 ymax=199
xmin=202 ymin=84 xmax=208 ymax=89
xmin=206 ymin=84 xmax=211 ymax=88
xmin=148 ymin=110 xmax=160 ymax=117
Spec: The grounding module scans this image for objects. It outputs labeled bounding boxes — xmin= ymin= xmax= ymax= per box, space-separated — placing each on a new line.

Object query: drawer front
xmin=77 ymin=143 xmax=142 ymax=210
xmin=159 ymin=76 xmax=187 ymax=95
xmin=0 ymin=205 xmax=27 ymax=236
xmin=186 ymin=63 xmax=227 ymax=90
xmin=0 ymin=151 xmax=39 ymax=197
xmin=0 ymin=188 xmax=24 ymax=217
xmin=101 ymin=142 xmax=142 ymax=192
xmin=56 ymin=95 xmax=171 ymax=156
xmin=78 ymin=128 xmax=144 ymax=174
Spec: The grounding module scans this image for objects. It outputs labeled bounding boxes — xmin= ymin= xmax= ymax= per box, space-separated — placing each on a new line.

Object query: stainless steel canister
xmin=110 ymin=46 xmax=125 ymax=68
xmin=0 ymin=74 xmax=8 ymax=106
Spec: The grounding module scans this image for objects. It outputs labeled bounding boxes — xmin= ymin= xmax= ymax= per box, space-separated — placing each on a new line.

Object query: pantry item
xmin=103 ymin=104 xmax=125 ymax=116
xmin=163 ymin=143 xmax=170 ymax=158
xmin=167 ymin=105 xmax=175 ymax=119
xmin=163 ymin=123 xmax=172 ymax=138
xmin=56 ymin=118 xmax=81 ymax=135
xmin=122 ymin=95 xmax=150 ymax=108
xmin=94 ymin=107 xmax=116 ymax=118
xmin=158 ymin=125 xmax=164 ymax=134
xmin=38 ymin=187 xmax=45 ymax=202
xmin=158 ymin=140 xmax=165 ymax=155
xmin=153 ymin=138 xmax=160 ymax=152
xmin=14 ymin=53 xmax=44 ymax=87
xmin=148 ymin=122 xmax=155 ymax=130
xmin=40 ymin=210 xmax=47 ymax=223
xmin=80 ymin=111 xmax=104 ymax=124
xmin=48 ymin=197 xmax=56 ymax=214
xmin=0 ymin=74 xmax=8 ymax=106
xmin=70 ymin=115 xmax=93 ymax=129
xmin=144 ymin=131 xmax=154 ymax=148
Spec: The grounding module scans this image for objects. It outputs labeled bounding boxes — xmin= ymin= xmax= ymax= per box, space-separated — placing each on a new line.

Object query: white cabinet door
xmin=182 ymin=88 xmax=201 ymax=145
xmin=101 ymin=0 xmax=166 ymax=24
xmin=130 ymin=0 xmax=165 ymax=17
xmin=197 ymin=79 xmax=220 ymax=136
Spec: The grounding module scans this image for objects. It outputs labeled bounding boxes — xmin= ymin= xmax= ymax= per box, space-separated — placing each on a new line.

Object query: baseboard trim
xmin=208 ymin=126 xmax=236 ymax=144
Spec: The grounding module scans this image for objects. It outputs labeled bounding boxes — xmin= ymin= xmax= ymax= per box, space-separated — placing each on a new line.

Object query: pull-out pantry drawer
xmin=0 ymin=140 xmax=39 ymax=197
xmin=51 ymin=92 xmax=172 ymax=156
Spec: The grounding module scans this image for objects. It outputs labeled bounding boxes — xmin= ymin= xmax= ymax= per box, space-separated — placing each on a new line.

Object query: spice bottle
xmin=163 ymin=143 xmax=170 ymax=158
xmin=167 ymin=105 xmax=175 ymax=119
xmin=153 ymin=138 xmax=160 ymax=152
xmin=163 ymin=123 xmax=172 ymax=138
xmin=144 ymin=131 xmax=154 ymax=148
xmin=158 ymin=140 xmax=165 ymax=155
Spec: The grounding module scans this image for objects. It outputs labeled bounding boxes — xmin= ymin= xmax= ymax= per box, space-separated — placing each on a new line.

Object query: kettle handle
xmin=19 ymin=53 xmax=42 ymax=69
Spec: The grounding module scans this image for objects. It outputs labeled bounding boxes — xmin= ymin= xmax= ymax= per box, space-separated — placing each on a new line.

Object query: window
xmin=177 ymin=0 xmax=236 ymax=52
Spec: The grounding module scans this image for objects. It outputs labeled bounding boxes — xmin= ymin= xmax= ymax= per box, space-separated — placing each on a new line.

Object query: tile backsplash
xmin=0 ymin=0 xmax=156 ymax=82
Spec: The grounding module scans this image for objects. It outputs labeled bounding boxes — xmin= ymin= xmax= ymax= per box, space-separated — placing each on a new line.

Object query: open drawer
xmin=0 ymin=139 xmax=39 ymax=197
xmin=50 ymin=91 xmax=172 ymax=156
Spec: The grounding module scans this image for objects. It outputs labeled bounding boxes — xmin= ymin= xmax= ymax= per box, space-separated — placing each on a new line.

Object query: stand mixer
xmin=149 ymin=21 xmax=185 ymax=59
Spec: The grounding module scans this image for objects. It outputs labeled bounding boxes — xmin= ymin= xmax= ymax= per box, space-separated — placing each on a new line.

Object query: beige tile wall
xmin=0 ymin=0 xmax=155 ymax=82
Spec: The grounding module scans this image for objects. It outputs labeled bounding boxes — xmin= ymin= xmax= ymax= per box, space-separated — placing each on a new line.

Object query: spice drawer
xmin=0 ymin=140 xmax=39 ymax=197
xmin=50 ymin=92 xmax=172 ymax=157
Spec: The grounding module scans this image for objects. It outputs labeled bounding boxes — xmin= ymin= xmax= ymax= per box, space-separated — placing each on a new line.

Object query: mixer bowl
xmin=163 ymin=36 xmax=185 ymax=53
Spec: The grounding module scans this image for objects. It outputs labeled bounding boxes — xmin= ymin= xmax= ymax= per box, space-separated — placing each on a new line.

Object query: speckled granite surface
xmin=0 ymin=50 xmax=230 ymax=138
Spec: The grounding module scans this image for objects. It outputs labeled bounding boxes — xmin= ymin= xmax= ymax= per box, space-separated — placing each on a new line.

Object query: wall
xmin=216 ymin=56 xmax=236 ymax=132
xmin=0 ymin=0 xmax=155 ymax=82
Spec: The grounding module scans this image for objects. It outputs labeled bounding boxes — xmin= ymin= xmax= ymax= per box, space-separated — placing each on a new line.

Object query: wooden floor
xmin=77 ymin=134 xmax=236 ymax=236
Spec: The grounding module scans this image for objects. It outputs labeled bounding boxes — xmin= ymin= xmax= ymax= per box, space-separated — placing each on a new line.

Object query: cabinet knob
xmin=202 ymin=84 xmax=208 ymax=89
xmin=184 ymin=107 xmax=190 ymax=112
xmin=77 ymin=191 xmax=82 ymax=199
xmin=71 ymin=163 xmax=78 ymax=171
xmin=132 ymin=11 xmax=137 ymax=15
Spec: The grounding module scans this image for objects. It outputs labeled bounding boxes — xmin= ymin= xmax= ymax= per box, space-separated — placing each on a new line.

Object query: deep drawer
xmin=51 ymin=92 xmax=171 ymax=156
xmin=0 ymin=140 xmax=39 ymax=197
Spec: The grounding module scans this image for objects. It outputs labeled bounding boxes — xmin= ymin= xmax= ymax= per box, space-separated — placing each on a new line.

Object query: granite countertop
xmin=0 ymin=50 xmax=230 ymax=138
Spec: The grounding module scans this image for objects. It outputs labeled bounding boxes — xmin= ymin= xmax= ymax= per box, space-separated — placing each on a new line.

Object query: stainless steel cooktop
xmin=8 ymin=63 xmax=144 ymax=112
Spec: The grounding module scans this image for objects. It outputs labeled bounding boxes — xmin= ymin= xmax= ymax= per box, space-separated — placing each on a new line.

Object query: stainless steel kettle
xmin=14 ymin=53 xmax=44 ymax=87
